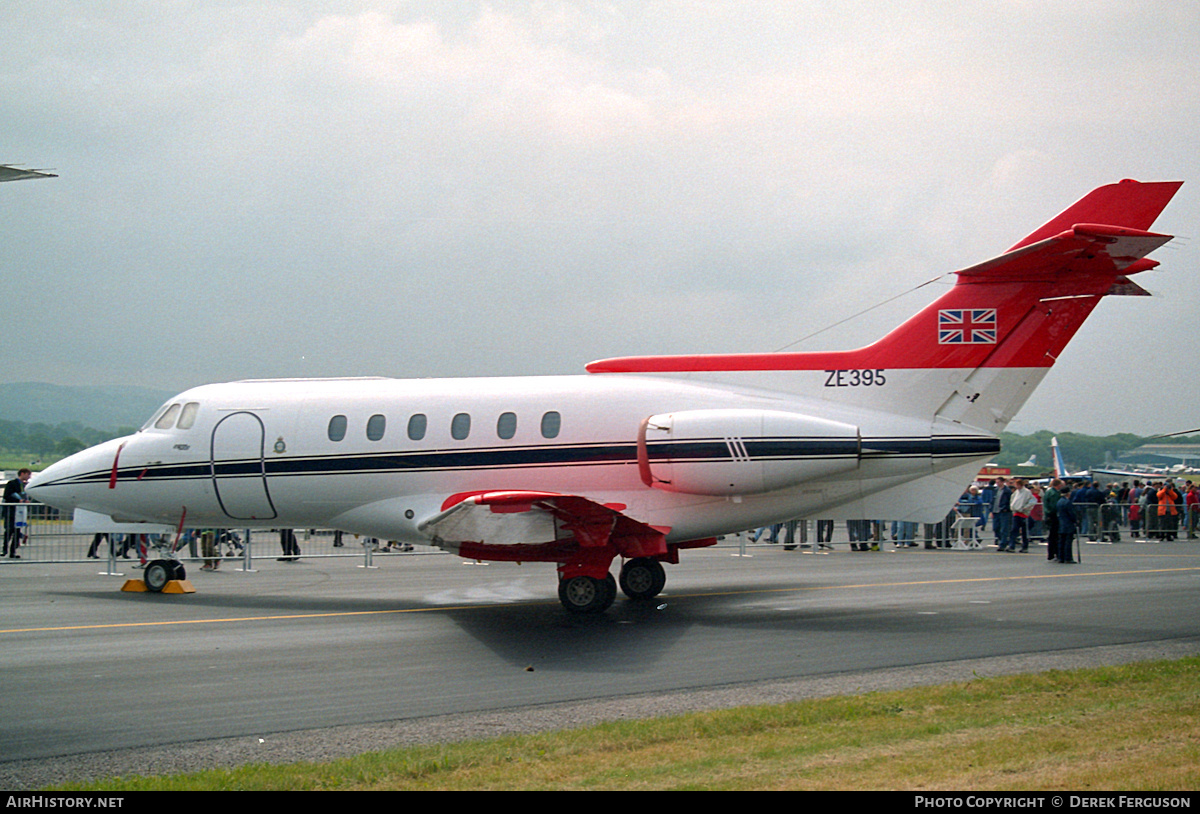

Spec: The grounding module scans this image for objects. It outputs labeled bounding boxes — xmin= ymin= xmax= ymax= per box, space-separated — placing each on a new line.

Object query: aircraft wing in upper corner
xmin=0 ymin=164 xmax=58 ymax=182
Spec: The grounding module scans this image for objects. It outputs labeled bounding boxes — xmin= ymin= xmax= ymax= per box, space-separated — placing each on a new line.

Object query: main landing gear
xmin=556 ymin=557 xmax=667 ymax=614
xmin=558 ymin=572 xmax=617 ymax=614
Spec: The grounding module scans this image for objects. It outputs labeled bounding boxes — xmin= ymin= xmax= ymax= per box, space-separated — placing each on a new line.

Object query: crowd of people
xmin=747 ymin=475 xmax=1198 ymax=559
xmin=957 ymin=475 xmax=1198 ymax=561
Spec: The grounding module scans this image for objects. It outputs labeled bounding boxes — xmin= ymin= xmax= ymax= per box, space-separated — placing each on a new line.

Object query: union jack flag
xmin=938 ymin=309 xmax=997 ymax=344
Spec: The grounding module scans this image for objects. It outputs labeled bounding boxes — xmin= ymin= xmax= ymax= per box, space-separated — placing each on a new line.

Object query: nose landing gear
xmin=124 ymin=559 xmax=194 ymax=594
xmin=143 ymin=559 xmax=188 ymax=592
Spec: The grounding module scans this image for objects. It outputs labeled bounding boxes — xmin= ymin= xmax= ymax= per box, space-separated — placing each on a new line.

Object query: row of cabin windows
xmin=327 ymin=411 xmax=562 ymax=443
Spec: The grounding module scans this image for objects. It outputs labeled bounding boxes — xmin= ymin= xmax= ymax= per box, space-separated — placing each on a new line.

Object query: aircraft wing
xmin=418 ymin=490 xmax=672 ymax=560
xmin=0 ymin=164 xmax=57 ymax=182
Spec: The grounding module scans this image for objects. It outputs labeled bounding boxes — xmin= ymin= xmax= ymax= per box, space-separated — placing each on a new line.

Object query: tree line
xmin=0 ymin=418 xmax=138 ymax=462
xmin=996 ymin=430 xmax=1176 ymax=472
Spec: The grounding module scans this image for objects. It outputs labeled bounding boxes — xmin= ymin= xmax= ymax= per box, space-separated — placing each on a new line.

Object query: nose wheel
xmin=143 ymin=559 xmax=187 ymax=592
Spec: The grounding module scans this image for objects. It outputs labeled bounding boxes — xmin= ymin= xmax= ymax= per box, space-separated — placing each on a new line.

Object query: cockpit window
xmin=154 ymin=403 xmax=182 ymax=430
xmin=177 ymin=402 xmax=200 ymax=430
xmin=142 ymin=402 xmax=173 ymax=431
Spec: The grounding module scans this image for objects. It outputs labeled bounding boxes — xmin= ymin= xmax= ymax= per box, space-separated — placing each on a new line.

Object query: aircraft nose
xmin=27 ymin=437 xmax=129 ymax=512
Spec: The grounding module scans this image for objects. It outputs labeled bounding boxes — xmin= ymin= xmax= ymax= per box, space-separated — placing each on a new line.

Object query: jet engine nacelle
xmin=638 ymin=409 xmax=861 ymax=496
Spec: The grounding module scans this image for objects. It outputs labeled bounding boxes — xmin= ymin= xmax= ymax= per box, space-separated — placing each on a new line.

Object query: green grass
xmin=52 ymin=656 xmax=1200 ymax=791
xmin=0 ymin=455 xmax=48 ymax=473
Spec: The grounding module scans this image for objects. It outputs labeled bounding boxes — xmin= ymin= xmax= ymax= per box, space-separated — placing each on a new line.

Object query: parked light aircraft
xmin=29 ymin=180 xmax=1182 ymax=613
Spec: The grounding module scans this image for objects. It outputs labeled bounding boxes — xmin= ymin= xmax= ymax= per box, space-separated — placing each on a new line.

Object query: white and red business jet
xmin=30 ymin=180 xmax=1182 ymax=613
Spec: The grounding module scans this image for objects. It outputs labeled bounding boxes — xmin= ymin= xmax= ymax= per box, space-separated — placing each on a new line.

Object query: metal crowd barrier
xmin=4 ymin=501 xmax=1194 ymax=568
xmin=947 ymin=500 xmax=1199 ymax=545
xmin=0 ymin=503 xmax=440 ymax=568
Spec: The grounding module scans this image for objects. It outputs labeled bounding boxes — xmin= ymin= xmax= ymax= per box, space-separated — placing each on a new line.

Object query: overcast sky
xmin=3 ymin=1 xmax=1197 ymax=436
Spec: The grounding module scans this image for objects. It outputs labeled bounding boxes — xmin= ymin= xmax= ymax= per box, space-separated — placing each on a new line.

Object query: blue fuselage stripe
xmin=54 ymin=435 xmax=999 ymax=486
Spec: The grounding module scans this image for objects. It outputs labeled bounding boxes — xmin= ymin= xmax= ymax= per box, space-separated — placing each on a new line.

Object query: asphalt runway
xmin=2 ymin=538 xmax=1199 ymax=788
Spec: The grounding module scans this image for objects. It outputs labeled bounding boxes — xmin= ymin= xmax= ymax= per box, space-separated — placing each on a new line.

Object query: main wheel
xmin=558 ymin=573 xmax=617 ymax=614
xmin=143 ymin=560 xmax=174 ymax=592
xmin=618 ymin=557 xmax=666 ymax=600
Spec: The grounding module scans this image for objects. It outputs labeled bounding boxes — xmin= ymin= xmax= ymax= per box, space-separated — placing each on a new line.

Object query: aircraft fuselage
xmin=32 ymin=373 xmax=997 ymax=546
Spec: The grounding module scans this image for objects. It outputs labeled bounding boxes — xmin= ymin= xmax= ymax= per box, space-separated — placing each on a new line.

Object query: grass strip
xmin=55 ymin=656 xmax=1200 ymax=791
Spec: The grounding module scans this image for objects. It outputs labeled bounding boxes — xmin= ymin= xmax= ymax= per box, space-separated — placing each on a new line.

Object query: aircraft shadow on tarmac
xmin=51 ymin=572 xmax=1058 ymax=678
xmin=437 ymin=583 xmax=1017 ymax=675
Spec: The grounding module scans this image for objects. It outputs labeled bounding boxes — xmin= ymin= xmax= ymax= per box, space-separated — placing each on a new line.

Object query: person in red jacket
xmin=1158 ymin=481 xmax=1181 ymax=542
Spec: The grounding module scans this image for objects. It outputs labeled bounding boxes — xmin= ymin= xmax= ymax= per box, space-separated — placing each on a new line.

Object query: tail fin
xmin=1008 ymin=179 xmax=1182 ymax=251
xmin=1052 ymin=436 xmax=1067 ymax=480
xmin=588 ymin=180 xmax=1181 ymax=431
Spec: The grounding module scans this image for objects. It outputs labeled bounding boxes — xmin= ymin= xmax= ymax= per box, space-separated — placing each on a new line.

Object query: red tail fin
xmin=588 ymin=180 xmax=1181 ymax=432
xmin=587 ymin=180 xmax=1181 ymax=376
xmin=1008 ymin=178 xmax=1183 ymax=251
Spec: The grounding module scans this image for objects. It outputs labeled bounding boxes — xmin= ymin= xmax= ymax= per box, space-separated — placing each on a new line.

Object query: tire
xmin=558 ymin=574 xmax=617 ymax=614
xmin=143 ymin=560 xmax=173 ymax=592
xmin=618 ymin=557 xmax=666 ymax=600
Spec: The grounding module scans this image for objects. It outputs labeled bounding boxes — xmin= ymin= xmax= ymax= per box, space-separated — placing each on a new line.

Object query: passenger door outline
xmin=210 ymin=411 xmax=278 ymax=521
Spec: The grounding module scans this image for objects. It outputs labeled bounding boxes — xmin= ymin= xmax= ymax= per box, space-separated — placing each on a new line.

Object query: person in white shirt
xmin=1009 ymin=478 xmax=1037 ymax=553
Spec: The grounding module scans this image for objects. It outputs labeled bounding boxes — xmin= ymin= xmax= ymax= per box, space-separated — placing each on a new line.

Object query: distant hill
xmin=0 ymin=382 xmax=174 ymax=432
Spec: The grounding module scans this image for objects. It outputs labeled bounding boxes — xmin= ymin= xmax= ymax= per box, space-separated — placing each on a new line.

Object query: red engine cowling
xmin=637 ymin=409 xmax=861 ymax=496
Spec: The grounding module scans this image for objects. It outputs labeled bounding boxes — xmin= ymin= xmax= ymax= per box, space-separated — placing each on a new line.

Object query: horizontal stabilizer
xmin=1008 ymin=179 xmax=1182 ymax=251
xmin=958 ymin=224 xmax=1173 ymax=282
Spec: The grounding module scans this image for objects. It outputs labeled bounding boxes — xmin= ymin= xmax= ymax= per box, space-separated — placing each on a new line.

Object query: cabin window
xmin=155 ymin=403 xmax=182 ymax=430
xmin=177 ymin=402 xmax=200 ymax=430
xmin=451 ymin=412 xmax=471 ymax=440
xmin=366 ymin=414 xmax=386 ymax=441
xmin=497 ymin=411 xmax=517 ymax=440
xmin=328 ymin=414 xmax=347 ymax=442
xmin=407 ymin=413 xmax=427 ymax=441
xmin=541 ymin=411 xmax=561 ymax=439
